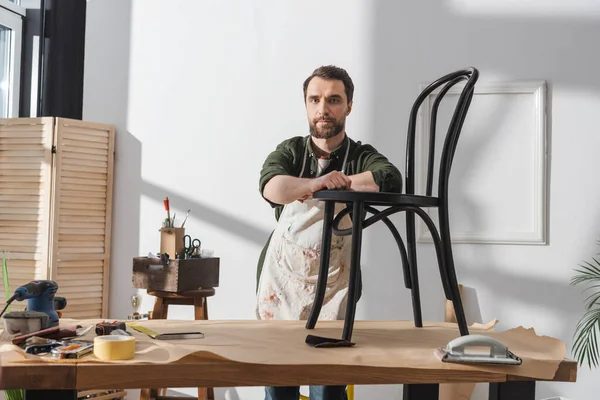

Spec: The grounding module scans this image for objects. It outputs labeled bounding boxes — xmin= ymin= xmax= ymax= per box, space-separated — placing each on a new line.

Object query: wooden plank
xmin=62 ymin=152 xmax=108 ymax=162
xmin=0 ymin=144 xmax=46 ymax=151
xmin=57 ymin=248 xmax=105 ymax=254
xmin=0 ymin=150 xmax=47 ymax=157
xmin=0 ymin=163 xmax=47 ymax=170
xmin=63 ymin=303 xmax=102 ymax=312
xmin=62 ymin=197 xmax=107 ymax=206
xmin=0 ymin=202 xmax=42 ymax=211
xmin=0 ymin=138 xmax=44 ymax=145
xmin=59 ymin=273 xmax=104 ymax=280
xmin=62 ymin=139 xmax=109 ymax=151
xmin=0 ymin=363 xmax=76 ymax=390
xmin=61 ymin=157 xmax=108 ymax=169
xmin=0 ymin=131 xmax=45 ymax=138
xmin=61 ymin=144 xmax=108 ymax=157
xmin=62 ymin=125 xmax=110 ymax=138
xmin=59 ymin=235 xmax=105 ymax=242
xmin=62 ymin=310 xmax=102 ymax=318
xmin=61 ymin=163 xmax=108 ymax=174
xmin=0 ymin=219 xmax=42 ymax=227
xmin=62 ymin=171 xmax=107 ymax=181
xmin=63 ymin=132 xmax=109 ymax=144
xmin=60 ymin=217 xmax=106 ymax=224
xmin=62 ymin=177 xmax=108 ymax=186
xmin=58 ymin=240 xmax=105 ymax=247
xmin=56 ymin=296 xmax=102 ymax=305
xmin=60 ymin=190 xmax=106 ymax=199
xmin=0 ymin=233 xmax=44 ymax=241
xmin=0 ymin=207 xmax=43 ymax=214
xmin=58 ymin=260 xmax=103 ymax=267
xmin=0 ymin=213 xmax=41 ymax=221
xmin=62 ymin=183 xmax=106 ymax=193
xmin=0 ymin=176 xmax=42 ymax=183
xmin=60 ymin=291 xmax=103 ymax=299
xmin=507 ymin=359 xmax=577 ymax=383
xmin=59 ymin=228 xmax=106 ymax=235
xmin=76 ymin=361 xmax=507 ymax=390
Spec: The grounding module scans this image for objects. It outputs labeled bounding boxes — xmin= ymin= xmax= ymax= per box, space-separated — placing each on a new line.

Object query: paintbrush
xmin=181 ymin=209 xmax=191 ymax=228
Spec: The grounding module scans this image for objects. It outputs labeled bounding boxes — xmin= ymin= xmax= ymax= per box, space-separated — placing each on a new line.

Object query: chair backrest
xmin=405 ymin=67 xmax=479 ymax=199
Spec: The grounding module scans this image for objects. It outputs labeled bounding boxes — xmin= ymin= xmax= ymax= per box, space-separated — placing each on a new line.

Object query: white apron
xmin=256 ymin=137 xmax=353 ymax=321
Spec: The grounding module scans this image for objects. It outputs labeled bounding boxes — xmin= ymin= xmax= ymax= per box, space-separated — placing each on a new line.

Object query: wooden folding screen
xmin=0 ymin=117 xmax=114 ymax=318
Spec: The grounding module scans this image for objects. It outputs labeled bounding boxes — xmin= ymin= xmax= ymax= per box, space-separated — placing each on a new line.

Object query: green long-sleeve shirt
xmin=256 ymin=134 xmax=403 ymax=292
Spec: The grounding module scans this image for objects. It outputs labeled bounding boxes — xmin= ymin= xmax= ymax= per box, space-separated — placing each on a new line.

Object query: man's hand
xmin=309 ymin=171 xmax=352 ymax=193
xmin=264 ymin=171 xmax=353 ymax=205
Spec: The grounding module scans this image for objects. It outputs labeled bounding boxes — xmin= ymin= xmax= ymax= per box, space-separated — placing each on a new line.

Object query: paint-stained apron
xmin=256 ymin=137 xmax=353 ymax=321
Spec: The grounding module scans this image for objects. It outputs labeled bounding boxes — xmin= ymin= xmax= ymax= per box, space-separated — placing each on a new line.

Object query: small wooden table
xmin=0 ymin=320 xmax=577 ymax=400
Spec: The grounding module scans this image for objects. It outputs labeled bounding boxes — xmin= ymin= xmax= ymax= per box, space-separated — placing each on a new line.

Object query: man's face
xmin=305 ymin=77 xmax=352 ymax=139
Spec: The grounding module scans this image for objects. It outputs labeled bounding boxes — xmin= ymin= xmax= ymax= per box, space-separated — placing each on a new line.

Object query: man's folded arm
xmin=259 ymin=143 xmax=312 ymax=206
xmin=356 ymin=147 xmax=403 ymax=193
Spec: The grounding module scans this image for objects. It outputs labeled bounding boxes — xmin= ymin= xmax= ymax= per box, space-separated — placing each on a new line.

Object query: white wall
xmin=83 ymin=1 xmax=600 ymax=399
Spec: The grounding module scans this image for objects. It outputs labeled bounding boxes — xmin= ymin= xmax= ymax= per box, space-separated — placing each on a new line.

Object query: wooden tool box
xmin=132 ymin=257 xmax=219 ymax=292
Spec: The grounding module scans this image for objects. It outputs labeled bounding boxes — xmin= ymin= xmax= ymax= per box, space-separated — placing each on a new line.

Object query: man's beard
xmin=309 ymin=117 xmax=345 ymax=139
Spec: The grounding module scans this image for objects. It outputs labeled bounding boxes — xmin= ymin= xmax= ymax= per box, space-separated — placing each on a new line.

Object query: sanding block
xmin=3 ymin=311 xmax=49 ymax=335
xmin=434 ymin=334 xmax=522 ymax=365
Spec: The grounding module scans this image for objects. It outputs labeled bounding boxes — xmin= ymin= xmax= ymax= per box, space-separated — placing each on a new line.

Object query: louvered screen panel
xmin=49 ymin=118 xmax=114 ymax=319
xmin=0 ymin=118 xmax=54 ymax=311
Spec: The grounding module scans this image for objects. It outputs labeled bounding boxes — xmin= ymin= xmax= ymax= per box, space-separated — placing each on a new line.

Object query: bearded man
xmin=256 ymin=65 xmax=403 ymax=400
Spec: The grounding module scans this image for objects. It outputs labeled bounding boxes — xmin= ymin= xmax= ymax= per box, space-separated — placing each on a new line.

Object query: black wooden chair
xmin=305 ymin=67 xmax=479 ymax=344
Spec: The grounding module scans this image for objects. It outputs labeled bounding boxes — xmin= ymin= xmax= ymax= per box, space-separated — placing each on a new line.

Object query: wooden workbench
xmin=0 ymin=319 xmax=577 ymax=400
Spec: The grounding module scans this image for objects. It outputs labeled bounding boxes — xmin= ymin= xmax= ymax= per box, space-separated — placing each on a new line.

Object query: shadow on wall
xmin=140 ymin=180 xmax=271 ymax=246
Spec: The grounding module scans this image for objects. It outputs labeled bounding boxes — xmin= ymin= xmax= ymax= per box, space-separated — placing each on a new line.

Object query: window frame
xmin=0 ymin=0 xmax=24 ymax=117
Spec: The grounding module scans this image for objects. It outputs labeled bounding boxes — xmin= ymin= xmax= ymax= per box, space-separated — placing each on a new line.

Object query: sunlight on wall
xmin=448 ymin=0 xmax=600 ymax=17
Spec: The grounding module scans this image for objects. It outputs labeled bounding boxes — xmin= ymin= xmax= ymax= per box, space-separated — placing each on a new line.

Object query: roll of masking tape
xmin=94 ymin=335 xmax=136 ymax=360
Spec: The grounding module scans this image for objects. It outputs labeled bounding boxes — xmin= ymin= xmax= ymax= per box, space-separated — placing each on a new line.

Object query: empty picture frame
xmin=415 ymin=80 xmax=547 ymax=245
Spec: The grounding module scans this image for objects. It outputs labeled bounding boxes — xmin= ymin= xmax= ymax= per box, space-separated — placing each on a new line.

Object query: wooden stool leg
xmin=193 ymin=296 xmax=205 ymax=320
xmin=194 ymin=296 xmax=213 ymax=400
xmin=144 ymin=297 xmax=169 ymax=398
xmin=152 ymin=296 xmax=168 ymax=319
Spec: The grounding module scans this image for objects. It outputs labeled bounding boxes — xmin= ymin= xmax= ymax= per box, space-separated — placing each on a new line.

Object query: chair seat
xmin=312 ymin=189 xmax=439 ymax=207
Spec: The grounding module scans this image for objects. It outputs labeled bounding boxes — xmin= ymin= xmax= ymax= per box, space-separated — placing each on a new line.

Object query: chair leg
xmin=405 ymin=211 xmax=423 ymax=328
xmin=306 ymin=200 xmax=335 ymax=330
xmin=438 ymin=207 xmax=469 ymax=336
xmin=342 ymin=201 xmax=365 ymax=342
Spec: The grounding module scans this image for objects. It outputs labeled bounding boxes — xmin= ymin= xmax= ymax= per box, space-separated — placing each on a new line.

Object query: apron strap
xmin=300 ymin=135 xmax=351 ymax=177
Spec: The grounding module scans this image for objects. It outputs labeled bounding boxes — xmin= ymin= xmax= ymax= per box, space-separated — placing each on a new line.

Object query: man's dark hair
xmin=303 ymin=65 xmax=354 ymax=103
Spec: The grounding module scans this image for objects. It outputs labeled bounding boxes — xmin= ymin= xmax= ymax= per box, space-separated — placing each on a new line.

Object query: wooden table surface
xmin=0 ymin=355 xmax=577 ymax=391
xmin=0 ymin=319 xmax=578 ymax=391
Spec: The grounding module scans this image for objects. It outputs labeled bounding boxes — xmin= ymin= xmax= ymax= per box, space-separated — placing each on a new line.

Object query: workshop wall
xmin=82 ymin=1 xmax=600 ymax=399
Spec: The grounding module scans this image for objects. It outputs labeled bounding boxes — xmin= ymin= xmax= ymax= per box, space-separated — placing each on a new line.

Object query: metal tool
xmin=434 ymin=334 xmax=522 ymax=365
xmin=1 ymin=280 xmax=67 ymax=335
xmin=129 ymin=323 xmax=203 ymax=340
xmin=181 ymin=208 xmax=191 ymax=228
xmin=183 ymin=234 xmax=201 ymax=259
xmin=95 ymin=320 xmax=127 ymax=335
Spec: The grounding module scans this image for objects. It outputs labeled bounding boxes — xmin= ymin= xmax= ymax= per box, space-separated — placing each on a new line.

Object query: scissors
xmin=183 ymin=234 xmax=201 ymax=259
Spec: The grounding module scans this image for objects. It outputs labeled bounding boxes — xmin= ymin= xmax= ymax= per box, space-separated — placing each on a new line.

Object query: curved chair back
xmin=405 ymin=67 xmax=479 ymax=201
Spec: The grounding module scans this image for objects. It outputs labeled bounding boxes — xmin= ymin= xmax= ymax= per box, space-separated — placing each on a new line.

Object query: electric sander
xmin=0 ymin=280 xmax=67 ymax=335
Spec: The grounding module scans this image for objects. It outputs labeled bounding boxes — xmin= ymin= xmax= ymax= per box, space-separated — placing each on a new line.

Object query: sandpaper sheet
xmin=0 ymin=319 xmax=566 ymax=381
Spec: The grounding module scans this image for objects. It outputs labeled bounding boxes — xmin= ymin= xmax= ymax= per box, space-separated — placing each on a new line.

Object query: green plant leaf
xmin=2 ymin=250 xmax=10 ymax=314
xmin=571 ymin=259 xmax=600 ymax=286
xmin=573 ymin=308 xmax=600 ymax=368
